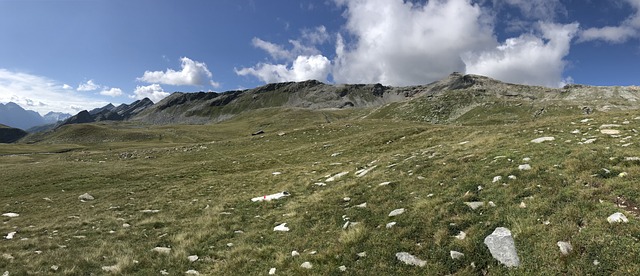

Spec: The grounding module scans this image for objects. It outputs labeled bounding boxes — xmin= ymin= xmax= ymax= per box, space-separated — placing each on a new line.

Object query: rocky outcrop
xmin=56 ymin=98 xmax=153 ymax=129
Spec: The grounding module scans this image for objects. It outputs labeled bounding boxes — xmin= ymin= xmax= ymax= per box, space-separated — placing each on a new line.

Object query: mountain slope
xmin=0 ymin=123 xmax=28 ymax=143
xmin=0 ymin=102 xmax=45 ymax=130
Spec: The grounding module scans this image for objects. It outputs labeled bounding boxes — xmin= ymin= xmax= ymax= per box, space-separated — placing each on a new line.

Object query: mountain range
xmin=0 ymin=102 xmax=72 ymax=130
xmin=5 ymin=72 xmax=640 ymax=143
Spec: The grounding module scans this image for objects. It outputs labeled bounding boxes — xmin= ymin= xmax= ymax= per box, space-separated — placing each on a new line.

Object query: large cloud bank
xmin=238 ymin=0 xmax=583 ymax=88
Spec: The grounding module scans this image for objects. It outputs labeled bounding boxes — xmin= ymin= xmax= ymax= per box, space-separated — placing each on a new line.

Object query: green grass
xmin=2 ymin=107 xmax=640 ymax=275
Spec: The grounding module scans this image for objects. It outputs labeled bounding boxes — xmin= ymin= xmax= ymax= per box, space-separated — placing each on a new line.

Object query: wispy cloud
xmin=77 ymin=79 xmax=101 ymax=91
xmin=0 ymin=69 xmax=109 ymax=115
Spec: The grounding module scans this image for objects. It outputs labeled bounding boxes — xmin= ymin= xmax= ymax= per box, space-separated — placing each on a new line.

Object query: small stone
xmin=2 ymin=254 xmax=14 ymax=261
xmin=593 ymin=259 xmax=600 ymax=266
xmin=454 ymin=231 xmax=466 ymax=240
xmin=464 ymin=201 xmax=484 ymax=210
xmin=388 ymin=208 xmax=405 ymax=217
xmin=557 ymin=241 xmax=572 ymax=255
xmin=78 ymin=193 xmax=94 ymax=201
xmin=160 ymin=270 xmax=169 ymax=275
xmin=607 ymin=212 xmax=629 ymax=223
xmin=5 ymin=232 xmax=16 ymax=240
xmin=518 ymin=164 xmax=532 ymax=171
xmin=2 ymin=213 xmax=19 ymax=218
xmin=50 ymin=265 xmax=59 ymax=271
xmin=301 ymin=262 xmax=313 ymax=269
xmin=450 ymin=250 xmax=464 ymax=260
xmin=227 ymin=243 xmax=234 ymax=247
xmin=522 ymin=157 xmax=531 ymax=162
xmin=619 ymin=172 xmax=628 ymax=177
xmin=379 ymin=181 xmax=391 ymax=186
xmin=101 ymin=265 xmax=120 ymax=273
xmin=531 ymin=137 xmax=555 ymax=143
xmin=343 ymin=197 xmax=351 ymax=202
xmin=2 ymin=272 xmax=8 ymax=276
xmin=338 ymin=265 xmax=347 ymax=272
xmin=185 ymin=270 xmax=199 ymax=275
xmin=484 ymin=227 xmax=520 ymax=267
xmin=601 ymin=129 xmax=620 ymax=135
xmin=274 ymin=223 xmax=290 ymax=232
xmin=122 ymin=223 xmax=131 ymax=228
xmin=272 ymin=172 xmax=282 ymax=175
xmin=355 ymin=202 xmax=367 ymax=208
xmin=269 ymin=267 xmax=276 ymax=275
xmin=386 ymin=222 xmax=396 ymax=229
xmin=519 ymin=202 xmax=527 ymax=208
xmin=508 ymin=175 xmax=517 ymax=180
xmin=152 ymin=247 xmax=171 ymax=254
xmin=357 ymin=252 xmax=367 ymax=258
xmin=188 ymin=255 xmax=199 ymax=262
xmin=291 ymin=250 xmax=300 ymax=257
xmin=492 ymin=176 xmax=502 ymax=183
xmin=488 ymin=201 xmax=497 ymax=207
xmin=395 ymin=252 xmax=426 ymax=267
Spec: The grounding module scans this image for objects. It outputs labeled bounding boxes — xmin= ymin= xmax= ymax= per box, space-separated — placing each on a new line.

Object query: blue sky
xmin=1 ymin=0 xmax=639 ymax=115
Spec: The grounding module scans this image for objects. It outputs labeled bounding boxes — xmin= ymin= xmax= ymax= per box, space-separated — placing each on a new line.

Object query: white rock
xmin=2 ymin=271 xmax=8 ymax=276
xmin=1 ymin=213 xmax=18 ymax=218
xmin=464 ymin=202 xmax=484 ymax=210
xmin=326 ymin=171 xmax=349 ymax=182
xmin=152 ymin=247 xmax=171 ymax=254
xmin=338 ymin=265 xmax=347 ymax=272
xmin=314 ymin=182 xmax=326 ymax=186
xmin=450 ymin=250 xmax=464 ymax=260
xmin=355 ymin=166 xmax=377 ymax=177
xmin=50 ymin=265 xmax=59 ymax=271
xmin=492 ymin=176 xmax=502 ymax=183
xmin=518 ymin=164 xmax=532 ymax=171
xmin=291 ymin=250 xmax=300 ymax=257
xmin=600 ymin=124 xmax=621 ymax=129
xmin=582 ymin=139 xmax=597 ymax=144
xmin=607 ymin=212 xmax=629 ymax=223
xmin=273 ymin=223 xmax=290 ymax=232
xmin=343 ymin=197 xmax=351 ymax=202
xmin=601 ymin=129 xmax=621 ymax=135
xmin=301 ymin=262 xmax=313 ymax=269
xmin=185 ymin=270 xmax=199 ymax=275
xmin=160 ymin=270 xmax=169 ymax=275
xmin=78 ymin=193 xmax=94 ymax=201
xmin=122 ymin=223 xmax=131 ymax=228
xmin=386 ymin=222 xmax=397 ymax=229
xmin=454 ymin=231 xmax=466 ymax=240
xmin=571 ymin=129 xmax=581 ymax=134
xmin=388 ymin=208 xmax=405 ymax=217
xmin=557 ymin=241 xmax=572 ymax=255
xmin=272 ymin=172 xmax=282 ymax=175
xmin=357 ymin=252 xmax=367 ymax=257
xmin=519 ymin=202 xmax=527 ymax=208
xmin=593 ymin=260 xmax=600 ymax=266
xmin=378 ymin=181 xmax=391 ymax=186
xmin=355 ymin=202 xmax=367 ymax=208
xmin=488 ymin=201 xmax=497 ymax=207
xmin=140 ymin=209 xmax=160 ymax=213
xmin=187 ymin=255 xmax=199 ymax=262
xmin=531 ymin=137 xmax=555 ymax=143
xmin=508 ymin=175 xmax=517 ymax=180
xmin=101 ymin=265 xmax=120 ymax=273
xmin=484 ymin=227 xmax=520 ymax=267
xmin=522 ymin=157 xmax=531 ymax=162
xmin=395 ymin=252 xmax=426 ymax=267
xmin=268 ymin=267 xmax=276 ymax=275
xmin=5 ymin=232 xmax=16 ymax=240
xmin=251 ymin=191 xmax=290 ymax=202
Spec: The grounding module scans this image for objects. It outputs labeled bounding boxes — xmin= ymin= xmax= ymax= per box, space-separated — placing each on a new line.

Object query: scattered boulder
xmin=291 ymin=251 xmax=300 ymax=257
xmin=269 ymin=268 xmax=276 ymax=275
xmin=465 ymin=202 xmax=484 ymax=210
xmin=251 ymin=191 xmax=290 ymax=202
xmin=454 ymin=231 xmax=466 ymax=240
xmin=78 ymin=193 xmax=94 ymax=201
xmin=187 ymin=255 xmax=199 ymax=262
xmin=531 ymin=137 xmax=555 ymax=143
xmin=301 ymin=262 xmax=313 ymax=269
xmin=557 ymin=241 xmax=572 ymax=255
xmin=251 ymin=130 xmax=265 ymax=136
xmin=388 ymin=208 xmax=405 ymax=217
xmin=326 ymin=171 xmax=349 ymax=182
xmin=101 ymin=265 xmax=120 ymax=273
xmin=152 ymin=247 xmax=171 ymax=254
xmin=386 ymin=222 xmax=397 ymax=229
xmin=492 ymin=176 xmax=502 ymax=183
xmin=339 ymin=265 xmax=347 ymax=272
xmin=484 ymin=227 xmax=520 ymax=268
xmin=601 ymin=129 xmax=621 ymax=135
xmin=1 ymin=213 xmax=18 ymax=218
xmin=450 ymin=251 xmax=464 ymax=260
xmin=607 ymin=212 xmax=629 ymax=224
xmin=5 ymin=232 xmax=16 ymax=240
xmin=518 ymin=164 xmax=532 ymax=171
xmin=395 ymin=252 xmax=426 ymax=267
xmin=185 ymin=270 xmax=200 ymax=275
xmin=274 ymin=223 xmax=290 ymax=232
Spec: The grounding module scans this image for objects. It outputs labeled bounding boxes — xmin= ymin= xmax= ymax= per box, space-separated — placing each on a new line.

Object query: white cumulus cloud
xmin=236 ymin=55 xmax=331 ymax=83
xmin=332 ymin=0 xmax=496 ymax=86
xmin=578 ymin=0 xmax=640 ymax=43
xmin=62 ymin=84 xmax=72 ymax=90
xmin=138 ymin=57 xmax=219 ymax=87
xmin=464 ymin=22 xmax=579 ymax=88
xmin=133 ymin=84 xmax=170 ymax=103
xmin=77 ymin=79 xmax=100 ymax=91
xmin=99 ymin=87 xmax=124 ymax=97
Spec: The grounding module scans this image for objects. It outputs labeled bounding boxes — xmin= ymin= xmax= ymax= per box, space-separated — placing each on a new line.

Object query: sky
xmin=1 ymin=0 xmax=640 ymax=115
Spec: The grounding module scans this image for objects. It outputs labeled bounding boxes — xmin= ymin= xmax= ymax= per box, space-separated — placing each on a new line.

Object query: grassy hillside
xmin=2 ymin=107 xmax=640 ymax=275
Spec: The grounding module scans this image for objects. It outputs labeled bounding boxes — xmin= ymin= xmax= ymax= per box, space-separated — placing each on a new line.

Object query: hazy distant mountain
xmin=0 ymin=102 xmax=72 ymax=131
xmin=0 ymin=123 xmax=28 ymax=143
xmin=43 ymin=112 xmax=72 ymax=124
